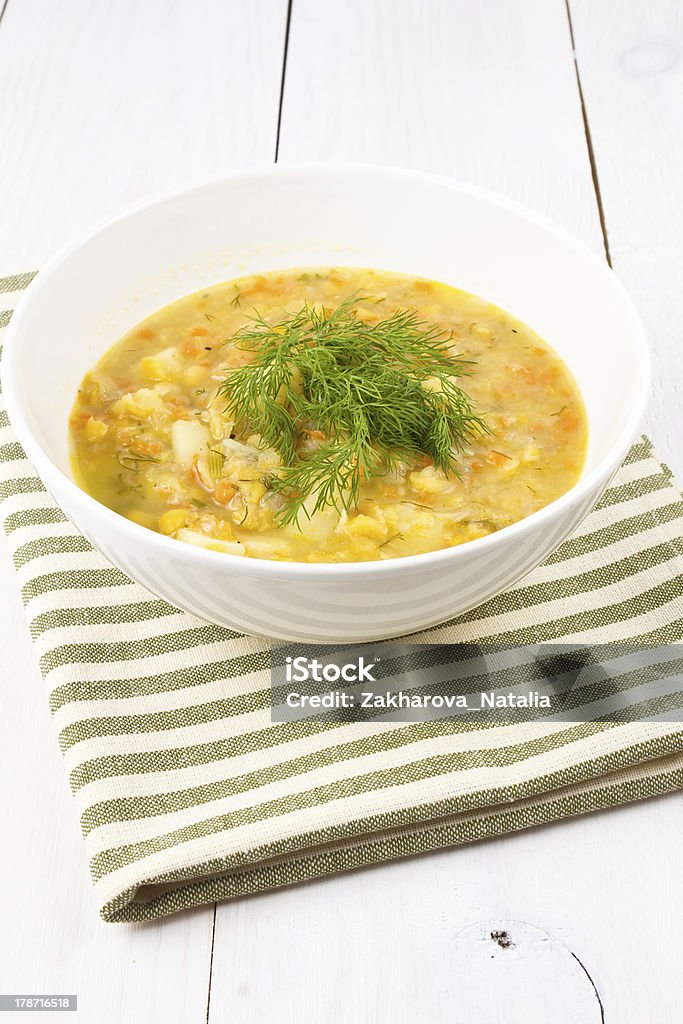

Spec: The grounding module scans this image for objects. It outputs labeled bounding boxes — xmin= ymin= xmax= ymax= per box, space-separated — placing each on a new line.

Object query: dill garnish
xmin=116 ymin=448 xmax=159 ymax=472
xmin=218 ymin=295 xmax=487 ymax=524
xmin=380 ymin=532 xmax=405 ymax=548
xmin=400 ymin=499 xmax=434 ymax=511
xmin=116 ymin=472 xmax=143 ymax=496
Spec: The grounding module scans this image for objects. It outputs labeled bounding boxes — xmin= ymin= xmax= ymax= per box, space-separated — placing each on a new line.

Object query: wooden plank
xmin=0 ymin=0 xmax=288 ymax=269
xmin=208 ymin=793 xmax=683 ymax=1022
xmin=207 ymin=2 xmax=683 ymax=1021
xmin=0 ymin=537 xmax=216 ymax=1023
xmin=277 ymin=0 xmax=604 ymax=252
xmin=568 ymin=0 xmax=683 ymax=472
xmin=0 ymin=1 xmax=287 ymax=1020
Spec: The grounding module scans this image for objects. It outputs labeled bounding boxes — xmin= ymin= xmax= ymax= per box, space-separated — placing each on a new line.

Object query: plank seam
xmin=569 ymin=947 xmax=606 ymax=1022
xmin=205 ymin=902 xmax=218 ymax=1024
xmin=275 ymin=0 xmax=294 ymax=161
xmin=565 ymin=0 xmax=613 ymax=267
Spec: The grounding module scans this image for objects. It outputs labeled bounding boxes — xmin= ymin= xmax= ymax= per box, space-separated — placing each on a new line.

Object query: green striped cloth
xmin=2 ymin=271 xmax=683 ymax=923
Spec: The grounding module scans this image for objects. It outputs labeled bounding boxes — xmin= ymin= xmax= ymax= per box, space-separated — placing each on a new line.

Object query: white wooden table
xmin=1 ymin=2 xmax=681 ymax=1021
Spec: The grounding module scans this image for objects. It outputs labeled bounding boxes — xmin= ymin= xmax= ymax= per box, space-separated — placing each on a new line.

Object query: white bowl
xmin=2 ymin=164 xmax=650 ymax=642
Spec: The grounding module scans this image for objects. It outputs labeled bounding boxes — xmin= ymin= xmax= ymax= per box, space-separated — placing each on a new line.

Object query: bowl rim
xmin=1 ymin=161 xmax=651 ymax=581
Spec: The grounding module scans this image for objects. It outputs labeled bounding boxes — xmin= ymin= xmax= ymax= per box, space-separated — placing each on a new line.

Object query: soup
xmin=70 ymin=268 xmax=587 ymax=562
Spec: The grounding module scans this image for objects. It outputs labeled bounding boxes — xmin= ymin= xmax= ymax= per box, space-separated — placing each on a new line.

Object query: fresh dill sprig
xmin=218 ymin=294 xmax=488 ymax=525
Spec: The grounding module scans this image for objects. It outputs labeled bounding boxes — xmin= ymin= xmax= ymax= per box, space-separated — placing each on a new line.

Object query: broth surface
xmin=70 ymin=268 xmax=587 ymax=562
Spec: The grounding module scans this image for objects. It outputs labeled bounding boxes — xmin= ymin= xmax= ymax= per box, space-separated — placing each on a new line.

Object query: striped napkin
xmin=2 ymin=272 xmax=683 ymax=923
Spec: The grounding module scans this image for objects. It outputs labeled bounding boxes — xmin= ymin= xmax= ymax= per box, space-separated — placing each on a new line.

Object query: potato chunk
xmin=344 ymin=514 xmax=389 ymax=542
xmin=171 ymin=420 xmax=210 ymax=468
xmin=158 ymin=508 xmax=188 ymax=535
xmin=82 ymin=416 xmax=108 ymax=441
xmin=139 ymin=347 xmax=182 ymax=382
xmin=111 ymin=387 xmax=167 ymax=421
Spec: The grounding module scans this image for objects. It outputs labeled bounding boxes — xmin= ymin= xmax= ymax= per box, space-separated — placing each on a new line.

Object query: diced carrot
xmin=559 ymin=410 xmax=580 ymax=432
xmin=134 ymin=438 xmax=161 ymax=455
xmin=167 ymin=395 xmax=187 ymax=414
xmin=214 ymin=480 xmax=238 ymax=505
xmin=486 ymin=450 xmax=511 ymax=468
xmin=191 ymin=326 xmax=209 ymax=337
xmin=137 ymin=327 xmax=155 ymax=340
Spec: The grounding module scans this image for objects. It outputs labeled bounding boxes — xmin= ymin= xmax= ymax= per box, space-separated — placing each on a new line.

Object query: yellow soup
xmin=70 ymin=268 xmax=587 ymax=562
